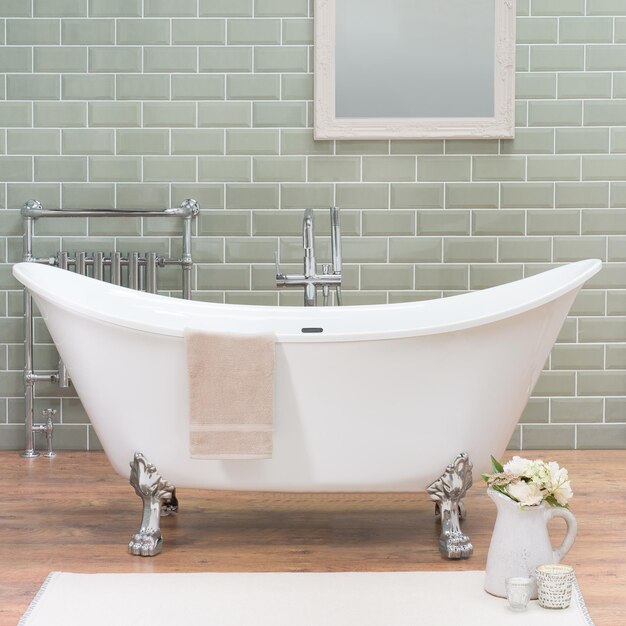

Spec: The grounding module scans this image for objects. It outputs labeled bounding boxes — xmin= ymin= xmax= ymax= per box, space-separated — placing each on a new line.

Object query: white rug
xmin=20 ymin=571 xmax=593 ymax=626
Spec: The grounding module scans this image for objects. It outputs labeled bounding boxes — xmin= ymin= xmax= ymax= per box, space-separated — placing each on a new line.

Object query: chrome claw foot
xmin=458 ymin=499 xmax=467 ymax=520
xmin=427 ymin=452 xmax=473 ymax=560
xmin=439 ymin=530 xmax=473 ymax=559
xmin=128 ymin=529 xmax=163 ymax=557
xmin=436 ymin=498 xmax=467 ymax=521
xmin=128 ymin=452 xmax=176 ymax=557
xmin=161 ymin=489 xmax=179 ymax=517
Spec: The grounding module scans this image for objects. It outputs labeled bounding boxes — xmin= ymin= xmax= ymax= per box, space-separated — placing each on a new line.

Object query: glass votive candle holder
xmin=535 ymin=564 xmax=575 ymax=609
xmin=505 ymin=577 xmax=533 ymax=611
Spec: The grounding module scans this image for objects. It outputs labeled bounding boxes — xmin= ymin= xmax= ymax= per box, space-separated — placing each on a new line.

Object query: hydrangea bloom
xmin=507 ymin=480 xmax=544 ymax=507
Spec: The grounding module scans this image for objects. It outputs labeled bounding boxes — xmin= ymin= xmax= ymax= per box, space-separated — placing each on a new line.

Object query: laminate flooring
xmin=1 ymin=450 xmax=624 ymax=625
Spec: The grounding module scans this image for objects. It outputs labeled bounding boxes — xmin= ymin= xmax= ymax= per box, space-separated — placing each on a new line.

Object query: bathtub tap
xmin=30 ymin=409 xmax=56 ymax=458
xmin=275 ymin=207 xmax=342 ymax=306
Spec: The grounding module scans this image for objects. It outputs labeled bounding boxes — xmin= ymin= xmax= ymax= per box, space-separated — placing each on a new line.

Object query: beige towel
xmin=185 ymin=330 xmax=275 ymax=459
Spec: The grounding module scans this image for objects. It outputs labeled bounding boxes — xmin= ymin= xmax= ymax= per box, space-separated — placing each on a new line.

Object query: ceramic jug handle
xmin=545 ymin=507 xmax=577 ymax=562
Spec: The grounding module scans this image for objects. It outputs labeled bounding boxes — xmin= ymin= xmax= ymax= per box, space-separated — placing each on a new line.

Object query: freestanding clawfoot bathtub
xmin=13 ymin=259 xmax=601 ymax=558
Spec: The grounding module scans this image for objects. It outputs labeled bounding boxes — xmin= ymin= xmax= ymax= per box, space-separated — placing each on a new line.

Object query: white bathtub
xmin=13 ymin=260 xmax=600 ymax=493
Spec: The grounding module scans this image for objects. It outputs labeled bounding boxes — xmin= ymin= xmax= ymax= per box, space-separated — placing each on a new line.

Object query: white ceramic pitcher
xmin=484 ymin=488 xmax=577 ymax=598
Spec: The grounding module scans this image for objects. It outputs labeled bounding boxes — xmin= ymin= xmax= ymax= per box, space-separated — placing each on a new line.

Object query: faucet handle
xmin=274 ymin=252 xmax=285 ymax=279
xmin=42 ymin=408 xmax=57 ymax=420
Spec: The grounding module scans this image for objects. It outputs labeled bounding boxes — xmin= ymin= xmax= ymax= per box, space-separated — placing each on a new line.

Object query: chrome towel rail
xmin=20 ymin=198 xmax=199 ymax=459
xmin=21 ymin=198 xmax=199 ymax=298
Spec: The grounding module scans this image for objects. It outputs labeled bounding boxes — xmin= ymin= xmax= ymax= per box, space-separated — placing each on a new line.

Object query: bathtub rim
xmin=13 ymin=258 xmax=601 ymax=343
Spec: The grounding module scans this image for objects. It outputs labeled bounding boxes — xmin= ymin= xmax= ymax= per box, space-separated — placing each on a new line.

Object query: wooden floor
xmin=0 ymin=450 xmax=624 ymax=625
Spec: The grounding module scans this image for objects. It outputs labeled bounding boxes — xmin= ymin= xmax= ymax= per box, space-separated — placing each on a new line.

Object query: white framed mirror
xmin=314 ymin=0 xmax=516 ymax=140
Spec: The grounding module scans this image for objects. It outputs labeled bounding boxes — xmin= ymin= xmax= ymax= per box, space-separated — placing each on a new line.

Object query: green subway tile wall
xmin=0 ymin=0 xmax=624 ymax=451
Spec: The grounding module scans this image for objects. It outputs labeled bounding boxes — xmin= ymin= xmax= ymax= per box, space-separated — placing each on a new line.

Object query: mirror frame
xmin=314 ymin=0 xmax=516 ymax=140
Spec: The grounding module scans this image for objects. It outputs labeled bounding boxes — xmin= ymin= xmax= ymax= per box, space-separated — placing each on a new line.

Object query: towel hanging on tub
xmin=184 ymin=330 xmax=275 ymax=459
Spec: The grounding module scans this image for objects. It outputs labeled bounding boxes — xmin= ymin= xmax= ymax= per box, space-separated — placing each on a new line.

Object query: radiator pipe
xmin=93 ymin=252 xmax=104 ymax=281
xmin=57 ymin=251 xmax=68 ymax=271
xmin=112 ymin=252 xmax=122 ymax=285
xmin=76 ymin=251 xmax=86 ymax=275
xmin=26 ymin=373 xmax=57 ymax=383
xmin=128 ymin=252 xmax=139 ymax=290
xmin=21 ymin=207 xmax=38 ymax=457
xmin=21 ymin=290 xmax=37 ymax=458
xmin=146 ymin=252 xmax=158 ymax=294
xmin=57 ymin=359 xmax=70 ymax=389
xmin=180 ymin=199 xmax=199 ymax=300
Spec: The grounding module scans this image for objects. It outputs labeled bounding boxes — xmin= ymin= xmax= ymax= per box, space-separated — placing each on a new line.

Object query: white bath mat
xmin=20 ymin=571 xmax=593 ymax=626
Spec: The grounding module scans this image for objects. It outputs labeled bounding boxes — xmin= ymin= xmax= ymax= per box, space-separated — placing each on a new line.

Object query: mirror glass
xmin=335 ymin=0 xmax=495 ymax=119
xmin=314 ymin=0 xmax=515 ymax=140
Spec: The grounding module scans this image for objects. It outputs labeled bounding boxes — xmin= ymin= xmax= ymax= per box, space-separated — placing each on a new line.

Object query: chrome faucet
xmin=275 ymin=207 xmax=342 ymax=306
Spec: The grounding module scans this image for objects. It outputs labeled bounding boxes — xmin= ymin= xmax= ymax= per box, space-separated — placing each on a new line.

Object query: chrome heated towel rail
xmin=19 ymin=198 xmax=199 ymax=458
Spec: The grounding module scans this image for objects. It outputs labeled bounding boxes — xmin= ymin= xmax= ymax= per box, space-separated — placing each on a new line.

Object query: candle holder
xmin=535 ymin=564 xmax=575 ymax=609
xmin=505 ymin=577 xmax=533 ymax=611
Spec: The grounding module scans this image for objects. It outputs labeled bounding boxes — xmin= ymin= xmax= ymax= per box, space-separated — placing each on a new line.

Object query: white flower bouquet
xmin=482 ymin=455 xmax=573 ymax=508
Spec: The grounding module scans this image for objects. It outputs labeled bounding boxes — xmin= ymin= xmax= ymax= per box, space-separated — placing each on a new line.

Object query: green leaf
xmin=481 ymin=473 xmax=490 ymax=482
xmin=545 ymin=494 xmax=569 ymax=509
xmin=491 ymin=455 xmax=504 ymax=473
xmin=492 ymin=484 xmax=518 ymax=502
